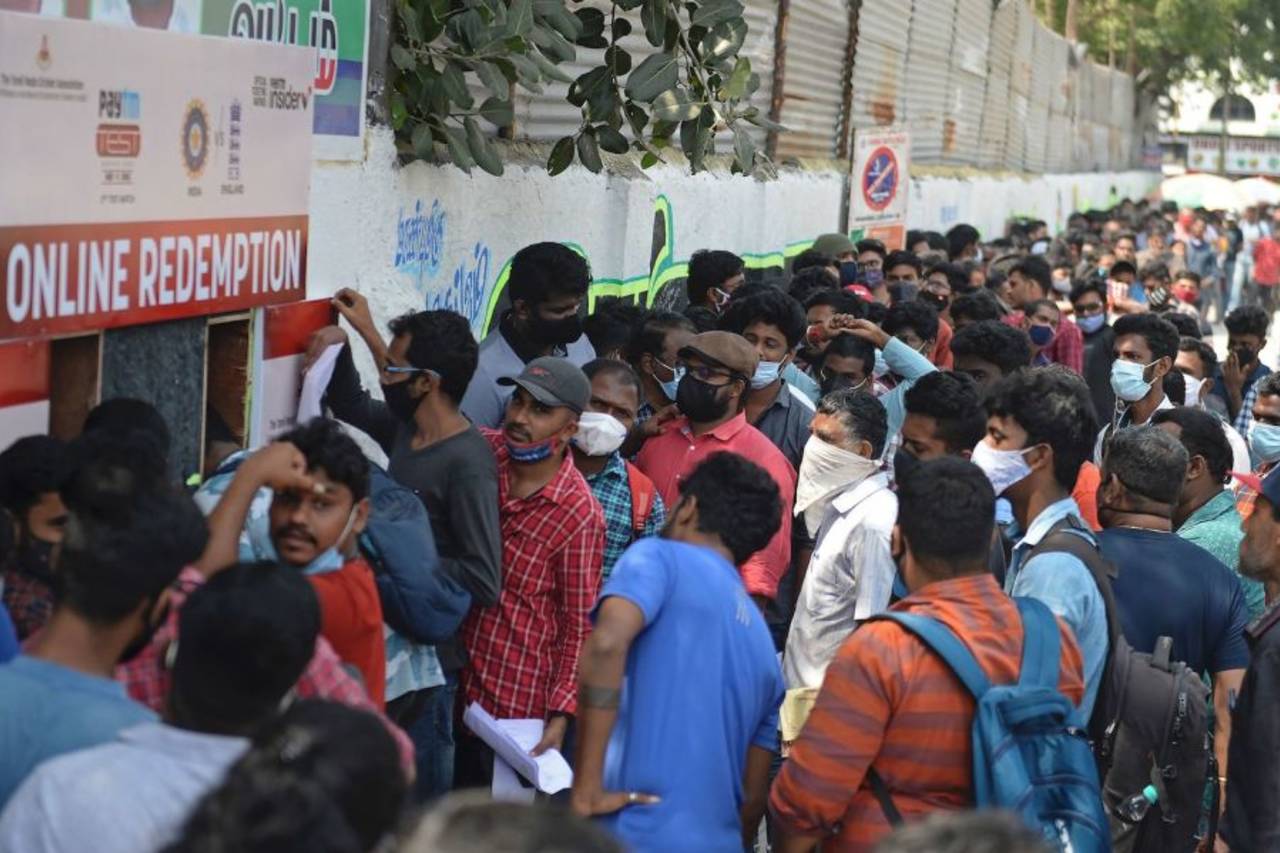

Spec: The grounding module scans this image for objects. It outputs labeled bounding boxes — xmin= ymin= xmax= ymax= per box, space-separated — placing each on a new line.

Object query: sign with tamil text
xmin=0 ymin=11 xmax=313 ymax=341
xmin=1187 ymin=135 xmax=1280 ymax=177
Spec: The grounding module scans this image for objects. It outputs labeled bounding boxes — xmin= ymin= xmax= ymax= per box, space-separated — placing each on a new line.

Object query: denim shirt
xmin=1005 ymin=496 xmax=1108 ymax=719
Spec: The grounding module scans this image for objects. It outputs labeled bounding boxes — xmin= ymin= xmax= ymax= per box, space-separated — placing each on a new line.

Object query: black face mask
xmin=117 ymin=600 xmax=170 ymax=665
xmin=676 ymin=374 xmax=733 ymax=423
xmin=919 ymin=291 xmax=948 ymax=312
xmin=1234 ymin=346 xmax=1258 ymax=368
xmin=12 ymin=537 xmax=56 ymax=584
xmin=839 ymin=260 xmax=862 ymax=287
xmin=893 ymin=447 xmax=921 ymax=483
xmin=529 ymin=312 xmax=583 ymax=348
xmin=381 ymin=380 xmax=423 ymax=425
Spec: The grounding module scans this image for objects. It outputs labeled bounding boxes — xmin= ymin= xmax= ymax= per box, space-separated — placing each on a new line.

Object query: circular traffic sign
xmin=862 ymin=146 xmax=899 ymax=212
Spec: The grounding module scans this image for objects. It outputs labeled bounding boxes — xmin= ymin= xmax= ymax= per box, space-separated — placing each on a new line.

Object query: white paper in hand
xmin=462 ymin=702 xmax=573 ymax=795
xmin=297 ymin=343 xmax=343 ymax=424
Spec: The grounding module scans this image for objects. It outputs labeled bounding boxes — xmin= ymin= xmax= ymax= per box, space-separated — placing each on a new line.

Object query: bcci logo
xmin=181 ymin=99 xmax=210 ymax=180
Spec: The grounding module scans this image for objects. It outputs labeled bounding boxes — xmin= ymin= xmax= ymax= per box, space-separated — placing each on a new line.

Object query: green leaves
xmin=651 ymin=88 xmax=701 ymax=122
xmin=548 ymin=135 xmax=575 ymax=175
xmin=625 ymin=52 xmax=679 ymax=101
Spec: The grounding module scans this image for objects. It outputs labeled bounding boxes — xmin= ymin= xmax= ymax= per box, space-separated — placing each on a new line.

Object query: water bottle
xmin=1115 ymin=784 xmax=1158 ymax=823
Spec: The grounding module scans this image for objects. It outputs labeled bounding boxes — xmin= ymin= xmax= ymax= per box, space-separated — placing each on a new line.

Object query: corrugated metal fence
xmin=500 ymin=0 xmax=1139 ymax=173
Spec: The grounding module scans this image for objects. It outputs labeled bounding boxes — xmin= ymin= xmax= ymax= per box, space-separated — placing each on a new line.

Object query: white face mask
xmin=571 ymin=411 xmax=628 ymax=457
xmin=971 ymin=439 xmax=1038 ymax=496
xmin=1183 ymin=374 xmax=1206 ymax=408
xmin=795 ymin=434 xmax=881 ymax=537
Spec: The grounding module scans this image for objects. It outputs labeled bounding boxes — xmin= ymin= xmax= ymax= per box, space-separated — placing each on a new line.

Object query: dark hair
xmin=279 ymin=419 xmax=370 ymax=502
xmin=58 ymin=428 xmax=170 ymax=522
xmin=1139 ymin=261 xmax=1171 ymax=283
xmin=508 ymin=242 xmax=590 ymax=306
xmin=1024 ymin=298 xmax=1060 ymax=318
xmin=1173 ymin=270 xmax=1202 ymax=286
xmin=0 ymin=435 xmax=65 ymax=519
xmin=895 ymin=457 xmax=995 ymax=569
xmin=582 ymin=358 xmax=642 ymax=402
xmin=582 ymin=300 xmax=645 ymax=359
xmin=985 ymin=366 xmax=1099 ymax=491
xmin=855 ymin=239 xmax=888 ymax=260
xmin=924 ymin=232 xmax=949 ymax=252
xmin=1162 ymin=312 xmax=1201 ymax=340
xmin=1257 ymin=372 xmax=1280 ymax=398
xmin=950 ymin=320 xmax=1031 ymax=375
xmin=1102 ymin=424 xmax=1188 ymax=506
xmin=687 ymin=249 xmax=744 ymax=306
xmin=58 ymin=485 xmax=208 ymax=624
xmin=803 ymin=289 xmax=865 ymax=318
xmin=1115 ymin=231 xmax=1137 ymax=246
xmin=683 ymin=305 xmax=719 ymax=333
xmin=786 ymin=266 xmax=839 ymax=304
xmin=677 ymin=452 xmax=781 ymax=565
xmin=904 ymin=372 xmax=987 ymax=454
xmin=1110 ymin=260 xmax=1138 ymax=278
xmin=1151 ymin=407 xmax=1233 ymax=484
xmin=1010 ymin=256 xmax=1052 ymax=298
xmin=927 ymin=261 xmax=969 ymax=293
xmin=946 ymin=224 xmax=981 ymax=260
xmin=950 ymin=289 xmax=1003 ymax=325
xmin=1179 ymin=336 xmax=1217 ymax=374
xmin=165 ymin=700 xmax=405 ymax=853
xmin=883 ymin=300 xmax=939 ymax=342
xmin=172 ymin=562 xmax=321 ymax=734
xmin=821 ymin=332 xmax=876 ymax=375
xmin=873 ymin=810 xmax=1053 ymax=853
xmin=1112 ymin=313 xmax=1179 ymax=361
xmin=402 ymin=794 xmax=624 ymax=853
xmin=627 ymin=310 xmax=696 ymax=364
xmin=387 ymin=310 xmax=479 ymax=404
xmin=718 ymin=288 xmax=807 ymax=348
xmin=84 ymin=397 xmax=171 ymax=461
xmin=790 ymin=249 xmax=837 ymax=274
xmin=1225 ymin=305 xmax=1270 ymax=338
xmin=817 ymin=388 xmax=888 ymax=457
xmin=884 ymin=250 xmax=924 ymax=276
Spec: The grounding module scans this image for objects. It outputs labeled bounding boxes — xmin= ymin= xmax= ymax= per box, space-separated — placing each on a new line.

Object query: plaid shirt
xmin=1 ymin=567 xmax=54 ymax=641
xmin=114 ymin=567 xmax=414 ymax=769
xmin=462 ymin=430 xmax=605 ymax=720
xmin=1002 ymin=311 xmax=1084 ymax=373
xmin=584 ymin=453 xmax=666 ymax=579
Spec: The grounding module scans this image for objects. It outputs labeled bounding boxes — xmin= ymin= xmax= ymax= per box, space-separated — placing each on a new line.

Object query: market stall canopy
xmin=1235 ymin=177 xmax=1280 ymax=206
xmin=1160 ymin=173 xmax=1253 ymax=211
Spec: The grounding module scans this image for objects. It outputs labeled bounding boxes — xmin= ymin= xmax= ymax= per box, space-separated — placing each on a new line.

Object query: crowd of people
xmin=1 ymin=197 xmax=1280 ymax=852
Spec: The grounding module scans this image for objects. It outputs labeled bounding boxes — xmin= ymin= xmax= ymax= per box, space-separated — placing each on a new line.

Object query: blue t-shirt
xmin=0 ymin=609 xmax=16 ymax=664
xmin=594 ymin=538 xmax=783 ymax=853
xmin=1100 ymin=528 xmax=1251 ymax=675
xmin=0 ymin=655 xmax=156 ymax=808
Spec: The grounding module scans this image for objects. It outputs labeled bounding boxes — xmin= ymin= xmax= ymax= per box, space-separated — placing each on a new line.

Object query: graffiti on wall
xmin=427 ymin=242 xmax=491 ymax=327
xmin=393 ymin=199 xmax=447 ymax=289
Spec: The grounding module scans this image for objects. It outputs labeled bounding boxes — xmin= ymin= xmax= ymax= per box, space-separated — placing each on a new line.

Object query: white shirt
xmin=783 ymin=473 xmax=897 ymax=690
xmin=1093 ymin=395 xmax=1176 ymax=465
xmin=0 ymin=722 xmax=248 ymax=853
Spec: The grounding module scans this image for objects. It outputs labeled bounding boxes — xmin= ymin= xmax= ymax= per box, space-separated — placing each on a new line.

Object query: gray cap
xmin=497 ymin=356 xmax=590 ymax=414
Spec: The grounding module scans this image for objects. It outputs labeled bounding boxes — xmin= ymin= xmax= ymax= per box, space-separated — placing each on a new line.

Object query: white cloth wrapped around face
xmin=794 ymin=434 xmax=881 ymax=538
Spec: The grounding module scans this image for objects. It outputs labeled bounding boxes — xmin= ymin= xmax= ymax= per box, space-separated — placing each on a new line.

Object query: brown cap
xmin=677 ymin=331 xmax=759 ymax=380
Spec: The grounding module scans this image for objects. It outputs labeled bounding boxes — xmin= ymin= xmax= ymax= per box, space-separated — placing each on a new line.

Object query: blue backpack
xmin=868 ymin=597 xmax=1111 ymax=852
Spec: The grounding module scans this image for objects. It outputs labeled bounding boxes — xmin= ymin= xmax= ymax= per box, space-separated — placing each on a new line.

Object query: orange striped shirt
xmin=769 ymin=573 xmax=1085 ymax=851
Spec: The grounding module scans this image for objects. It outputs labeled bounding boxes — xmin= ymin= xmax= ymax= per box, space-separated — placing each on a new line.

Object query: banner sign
xmin=0 ymin=11 xmax=313 ymax=341
xmin=256 ymin=297 xmax=333 ymax=442
xmin=1187 ymin=135 xmax=1280 ymax=177
xmin=850 ymin=128 xmax=910 ymax=231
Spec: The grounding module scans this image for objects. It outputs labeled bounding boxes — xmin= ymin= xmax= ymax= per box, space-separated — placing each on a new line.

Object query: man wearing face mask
xmin=1216 ymin=305 xmax=1273 ymax=439
xmin=460 ymin=357 xmax=605 ymax=785
xmin=571 ymin=360 xmax=665 ymax=580
xmin=460 ymin=242 xmax=596 ymax=429
xmin=634 ymin=332 xmax=796 ymax=606
xmin=200 ymin=419 xmax=384 ymax=707
xmin=1003 ymin=256 xmax=1084 ymax=373
xmin=781 ymin=389 xmax=894 ymax=741
xmin=718 ymin=289 xmax=815 ymax=470
xmin=1023 ymin=299 xmax=1060 ymax=366
xmin=1094 ymin=313 xmax=1179 ymax=465
xmin=685 ymin=249 xmax=746 ymax=317
xmin=1069 ymin=279 xmax=1115 ymax=422
xmin=0 ymin=448 xmax=206 ymax=808
xmin=976 ymin=367 xmax=1108 ymax=719
xmin=626 ymin=311 xmax=697 ymax=427
xmin=1237 ymin=373 xmax=1280 ymax=520
xmin=0 ymin=436 xmax=67 ymax=640
xmin=1173 ymin=337 xmax=1252 ymax=472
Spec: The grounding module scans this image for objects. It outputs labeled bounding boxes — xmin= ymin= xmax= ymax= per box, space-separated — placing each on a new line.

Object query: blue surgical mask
xmin=873 ymin=350 xmax=889 ymax=378
xmin=301 ymin=548 xmax=345 ymax=576
xmin=750 ymin=360 xmax=783 ymax=390
xmin=653 ymin=360 xmax=684 ymax=402
xmin=1110 ymin=359 xmax=1155 ymax=403
xmin=1249 ymin=422 xmax=1280 ymax=464
xmin=1076 ymin=313 xmax=1106 ymax=334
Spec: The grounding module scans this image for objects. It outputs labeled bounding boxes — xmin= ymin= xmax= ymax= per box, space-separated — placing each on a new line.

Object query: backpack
xmin=624 ymin=462 xmax=657 ymax=539
xmin=1027 ymin=518 xmax=1212 ymax=853
xmin=868 ymin=597 xmax=1110 ymax=851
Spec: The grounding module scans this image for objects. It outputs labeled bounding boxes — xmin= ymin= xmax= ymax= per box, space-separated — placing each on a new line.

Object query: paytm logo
xmin=98 ymin=90 xmax=141 ymax=121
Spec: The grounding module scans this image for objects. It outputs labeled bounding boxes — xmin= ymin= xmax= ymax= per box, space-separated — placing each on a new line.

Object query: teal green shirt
xmin=1178 ymin=489 xmax=1266 ymax=620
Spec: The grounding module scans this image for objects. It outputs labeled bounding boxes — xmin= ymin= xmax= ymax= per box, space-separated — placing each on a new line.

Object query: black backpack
xmin=1027 ymin=518 xmax=1213 ymax=853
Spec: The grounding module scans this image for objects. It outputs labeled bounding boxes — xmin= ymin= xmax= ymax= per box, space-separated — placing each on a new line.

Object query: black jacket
xmin=1222 ymin=601 xmax=1280 ymax=852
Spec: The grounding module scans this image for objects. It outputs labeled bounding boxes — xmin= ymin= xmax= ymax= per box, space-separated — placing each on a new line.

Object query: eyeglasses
xmin=678 ymin=362 xmax=735 ymax=384
xmin=383 ymin=365 xmax=441 ymax=378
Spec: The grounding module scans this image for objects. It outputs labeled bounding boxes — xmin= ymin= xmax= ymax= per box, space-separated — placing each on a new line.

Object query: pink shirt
xmin=634 ymin=412 xmax=795 ymax=598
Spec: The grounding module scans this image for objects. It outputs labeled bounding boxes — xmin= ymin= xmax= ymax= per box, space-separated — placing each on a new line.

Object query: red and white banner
xmin=0 ymin=339 xmax=50 ymax=449
xmin=255 ymin=298 xmax=334 ymax=442
xmin=0 ymin=11 xmax=314 ymax=341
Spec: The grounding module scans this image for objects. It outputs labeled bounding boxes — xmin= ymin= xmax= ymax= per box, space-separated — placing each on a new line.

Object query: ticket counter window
xmin=48 ymin=335 xmax=102 ymax=441
xmin=204 ymin=314 xmax=251 ymax=477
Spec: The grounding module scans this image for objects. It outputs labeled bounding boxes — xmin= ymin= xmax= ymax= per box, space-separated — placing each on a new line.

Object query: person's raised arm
xmin=332 ymin=288 xmax=390 ymax=369
xmin=569 ymin=596 xmax=659 ymax=817
xmin=310 ymin=327 xmax=398 ymax=453
xmin=196 ymin=442 xmax=314 ymax=577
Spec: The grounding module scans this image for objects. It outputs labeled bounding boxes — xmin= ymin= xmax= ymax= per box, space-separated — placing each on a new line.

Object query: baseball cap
xmin=845 ymin=283 xmax=874 ymax=301
xmin=812 ymin=233 xmax=857 ymax=258
xmin=497 ymin=356 xmax=590 ymax=414
xmin=677 ymin=331 xmax=759 ymax=380
xmin=1233 ymin=467 xmax=1280 ymax=507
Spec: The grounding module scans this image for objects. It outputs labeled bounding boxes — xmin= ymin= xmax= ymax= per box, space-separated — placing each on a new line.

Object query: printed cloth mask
xmin=1110 ymin=359 xmax=1156 ymax=403
xmin=971 ymin=440 xmax=1037 ymax=496
xmin=795 ymin=435 xmax=881 ymax=537
xmin=1076 ymin=314 xmax=1106 ymax=335
xmin=1249 ymin=422 xmax=1280 ymax=464
xmin=676 ymin=374 xmax=731 ymax=423
xmin=572 ymin=412 xmax=628 ymax=457
xmin=506 ymin=435 xmax=558 ymax=464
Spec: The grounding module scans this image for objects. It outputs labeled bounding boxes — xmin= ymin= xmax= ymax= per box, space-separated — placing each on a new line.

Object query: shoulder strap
xmin=1013 ymin=597 xmax=1061 ymax=690
xmin=1025 ymin=517 xmax=1123 ymax=650
xmin=624 ymin=462 xmax=657 ymax=536
xmin=865 ymin=768 xmax=904 ymax=826
xmin=875 ymin=612 xmax=991 ymax=700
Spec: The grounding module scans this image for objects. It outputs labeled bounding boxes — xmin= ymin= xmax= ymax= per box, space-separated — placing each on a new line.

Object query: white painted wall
xmin=305 ymin=126 xmax=1162 ymax=346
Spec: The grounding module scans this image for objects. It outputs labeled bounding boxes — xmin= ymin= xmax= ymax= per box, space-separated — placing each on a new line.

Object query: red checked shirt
xmin=114 ymin=567 xmax=414 ymax=770
xmin=462 ymin=431 xmax=605 ymax=720
xmin=1002 ymin=311 xmax=1084 ymax=374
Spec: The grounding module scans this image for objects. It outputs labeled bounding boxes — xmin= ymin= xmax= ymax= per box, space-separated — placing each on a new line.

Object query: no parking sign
xmin=850 ymin=128 xmax=910 ymax=248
